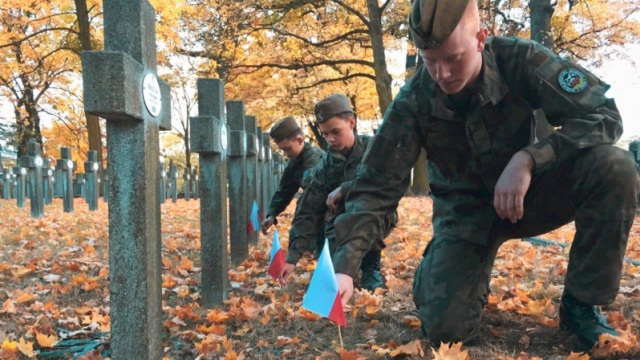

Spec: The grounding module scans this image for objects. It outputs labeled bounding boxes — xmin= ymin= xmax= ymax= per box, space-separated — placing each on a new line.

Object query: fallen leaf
xmin=391 ymin=339 xmax=424 ymax=357
xmin=339 ymin=349 xmax=365 ymax=360
xmin=17 ymin=337 xmax=35 ymax=358
xmin=566 ymin=352 xmax=590 ymax=360
xmin=430 ymin=342 xmax=468 ymax=360
xmin=35 ymin=332 xmax=59 ymax=348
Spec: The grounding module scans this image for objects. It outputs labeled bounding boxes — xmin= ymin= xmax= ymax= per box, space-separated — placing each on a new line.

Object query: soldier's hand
xmin=494 ymin=151 xmax=534 ymax=223
xmin=336 ymin=273 xmax=354 ymax=306
xmin=260 ymin=216 xmax=275 ymax=235
xmin=326 ymin=187 xmax=344 ymax=210
xmin=279 ymin=263 xmax=296 ymax=287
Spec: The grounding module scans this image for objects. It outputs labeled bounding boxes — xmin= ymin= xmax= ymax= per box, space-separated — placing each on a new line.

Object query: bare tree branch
xmin=296 ymin=73 xmax=376 ymax=90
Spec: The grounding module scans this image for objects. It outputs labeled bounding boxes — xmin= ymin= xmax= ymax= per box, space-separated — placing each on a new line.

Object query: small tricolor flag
xmin=302 ymin=240 xmax=346 ymax=327
xmin=267 ymin=229 xmax=286 ymax=279
xmin=247 ymin=199 xmax=261 ymax=235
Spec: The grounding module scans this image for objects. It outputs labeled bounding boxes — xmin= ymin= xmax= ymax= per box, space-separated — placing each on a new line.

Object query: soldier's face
xmin=319 ymin=116 xmax=356 ymax=154
xmin=419 ymin=24 xmax=488 ymax=94
xmin=276 ymin=136 xmax=304 ymax=159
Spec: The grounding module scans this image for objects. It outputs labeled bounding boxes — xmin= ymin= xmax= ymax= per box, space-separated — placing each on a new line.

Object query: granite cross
xmin=226 ymin=100 xmax=249 ymax=265
xmin=55 ymin=147 xmax=75 ymax=213
xmin=190 ymin=78 xmax=229 ymax=306
xmin=81 ymin=0 xmax=171 ymax=357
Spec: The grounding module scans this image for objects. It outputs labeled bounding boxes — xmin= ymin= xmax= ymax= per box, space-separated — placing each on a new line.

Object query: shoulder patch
xmin=558 ymin=68 xmax=588 ymax=93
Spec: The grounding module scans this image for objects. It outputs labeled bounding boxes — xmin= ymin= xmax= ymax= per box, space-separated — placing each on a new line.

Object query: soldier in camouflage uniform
xmin=279 ymin=94 xmax=397 ymax=291
xmin=331 ymin=0 xmax=640 ymax=350
xmin=260 ymin=116 xmax=325 ymax=254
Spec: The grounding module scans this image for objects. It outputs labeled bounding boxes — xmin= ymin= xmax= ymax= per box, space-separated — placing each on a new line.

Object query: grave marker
xmin=226 ymin=100 xmax=248 ymax=264
xmin=190 ymin=78 xmax=229 ymax=306
xmin=81 ymin=0 xmax=170 ymax=357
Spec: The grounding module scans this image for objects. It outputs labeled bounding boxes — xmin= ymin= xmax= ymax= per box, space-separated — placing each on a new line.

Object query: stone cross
xmin=261 ymin=132 xmax=273 ymax=213
xmin=81 ymin=0 xmax=171 ymax=357
xmin=256 ymin=126 xmax=265 ymax=217
xmin=101 ymin=167 xmax=109 ymax=203
xmin=55 ymin=147 xmax=75 ymax=213
xmin=183 ymin=167 xmax=191 ymax=201
xmin=245 ymin=115 xmax=259 ymax=246
xmin=629 ymin=141 xmax=640 ymax=165
xmin=169 ymin=160 xmax=178 ymax=203
xmin=2 ymin=168 xmax=11 ymax=200
xmin=42 ymin=159 xmax=54 ymax=205
xmin=84 ymin=150 xmax=100 ymax=211
xmin=74 ymin=173 xmax=86 ymax=199
xmin=158 ymin=155 xmax=166 ymax=204
xmin=226 ymin=100 xmax=249 ymax=265
xmin=190 ymin=78 xmax=229 ymax=306
xmin=12 ymin=166 xmax=26 ymax=208
xmin=272 ymin=153 xmax=282 ymax=195
xmin=192 ymin=167 xmax=199 ymax=200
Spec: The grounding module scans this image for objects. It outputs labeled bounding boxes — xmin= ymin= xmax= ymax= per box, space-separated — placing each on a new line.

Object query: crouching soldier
xmin=280 ymin=94 xmax=397 ymax=291
xmin=261 ymin=115 xmax=325 ymax=252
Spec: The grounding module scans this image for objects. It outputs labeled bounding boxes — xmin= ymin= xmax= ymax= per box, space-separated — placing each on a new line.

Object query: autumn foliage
xmin=1 ymin=197 xmax=640 ymax=359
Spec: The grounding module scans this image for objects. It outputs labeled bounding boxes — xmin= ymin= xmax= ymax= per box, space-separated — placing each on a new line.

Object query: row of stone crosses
xmin=0 ymin=131 xmax=286 ymax=220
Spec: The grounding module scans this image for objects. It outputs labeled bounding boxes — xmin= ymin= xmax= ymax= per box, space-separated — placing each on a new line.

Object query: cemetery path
xmin=1 ymin=197 xmax=640 ymax=359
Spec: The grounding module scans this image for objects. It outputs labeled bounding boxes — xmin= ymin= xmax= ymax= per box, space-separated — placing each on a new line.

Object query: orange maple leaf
xmin=566 ymin=352 xmax=590 ymax=360
xmin=17 ymin=337 xmax=35 ymax=358
xmin=390 ymin=340 xmax=425 ymax=357
xmin=430 ymin=341 xmax=468 ymax=360
xmin=591 ymin=330 xmax=638 ymax=358
xmin=2 ymin=299 xmax=17 ymax=314
xmin=339 ymin=349 xmax=365 ymax=360
xmin=35 ymin=332 xmax=59 ymax=348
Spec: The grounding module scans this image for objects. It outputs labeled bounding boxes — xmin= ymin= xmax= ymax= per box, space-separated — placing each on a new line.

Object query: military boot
xmin=360 ymin=250 xmax=384 ymax=291
xmin=559 ymin=293 xmax=617 ymax=349
xmin=361 ymin=268 xmax=384 ymax=291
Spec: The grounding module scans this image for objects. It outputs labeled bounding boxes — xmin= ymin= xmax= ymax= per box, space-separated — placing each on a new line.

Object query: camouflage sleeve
xmin=332 ymin=101 xmax=422 ymax=277
xmin=287 ymin=161 xmax=330 ymax=264
xmin=300 ymin=148 xmax=323 ymax=190
xmin=267 ymin=163 xmax=299 ymax=218
xmin=523 ymin=43 xmax=623 ymax=173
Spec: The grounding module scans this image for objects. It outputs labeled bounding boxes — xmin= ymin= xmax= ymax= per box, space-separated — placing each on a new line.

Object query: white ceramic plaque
xmin=143 ymin=73 xmax=161 ymax=117
xmin=220 ymin=125 xmax=228 ymax=151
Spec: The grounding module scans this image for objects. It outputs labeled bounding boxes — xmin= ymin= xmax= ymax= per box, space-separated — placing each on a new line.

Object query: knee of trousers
xmin=416 ymin=301 xmax=482 ymax=343
xmin=579 ymin=145 xmax=639 ymax=189
xmin=413 ymin=261 xmax=484 ymax=343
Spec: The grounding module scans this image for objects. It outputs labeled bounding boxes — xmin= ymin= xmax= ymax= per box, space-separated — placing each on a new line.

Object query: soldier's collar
xmin=475 ymin=50 xmax=508 ymax=107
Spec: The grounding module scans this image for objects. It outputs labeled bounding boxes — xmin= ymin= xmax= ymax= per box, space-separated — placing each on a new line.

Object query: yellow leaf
xmin=35 ymin=332 xmax=59 ymax=348
xmin=430 ymin=342 xmax=468 ymax=360
xmin=1 ymin=339 xmax=18 ymax=352
xmin=18 ymin=337 xmax=35 ymax=358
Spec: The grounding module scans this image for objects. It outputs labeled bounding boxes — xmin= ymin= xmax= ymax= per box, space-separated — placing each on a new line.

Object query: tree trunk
xmin=75 ymin=0 xmax=103 ymax=168
xmin=16 ymin=87 xmax=43 ymax=158
xmin=529 ymin=0 xmax=556 ymax=140
xmin=366 ymin=0 xmax=393 ymax=115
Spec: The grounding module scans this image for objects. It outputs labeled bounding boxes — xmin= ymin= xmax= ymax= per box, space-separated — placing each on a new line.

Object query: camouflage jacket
xmin=267 ymin=142 xmax=324 ymax=218
xmin=332 ymin=36 xmax=623 ymax=278
xmin=287 ymin=135 xmax=372 ymax=264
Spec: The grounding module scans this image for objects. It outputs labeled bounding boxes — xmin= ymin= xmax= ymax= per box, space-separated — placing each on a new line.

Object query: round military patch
xmin=558 ymin=68 xmax=588 ymax=93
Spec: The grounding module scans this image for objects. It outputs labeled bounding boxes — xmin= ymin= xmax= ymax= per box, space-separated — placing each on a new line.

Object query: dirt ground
xmin=1 ymin=196 xmax=640 ymax=359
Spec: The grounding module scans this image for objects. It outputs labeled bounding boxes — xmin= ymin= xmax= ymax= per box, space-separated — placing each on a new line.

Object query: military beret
xmin=314 ymin=94 xmax=354 ymax=123
xmin=269 ymin=115 xmax=301 ymax=143
xmin=409 ymin=0 xmax=471 ymax=49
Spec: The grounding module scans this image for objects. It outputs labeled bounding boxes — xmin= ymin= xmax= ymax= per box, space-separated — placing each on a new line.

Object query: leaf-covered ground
xmin=1 ymin=196 xmax=640 ymax=359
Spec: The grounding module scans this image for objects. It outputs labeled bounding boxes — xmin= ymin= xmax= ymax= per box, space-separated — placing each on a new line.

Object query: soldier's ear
xmin=476 ymin=28 xmax=488 ymax=51
xmin=348 ymin=115 xmax=356 ymax=130
xmin=296 ymin=134 xmax=305 ymax=145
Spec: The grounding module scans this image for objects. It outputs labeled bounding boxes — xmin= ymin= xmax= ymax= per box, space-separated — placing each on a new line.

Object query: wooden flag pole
xmin=338 ymin=324 xmax=344 ymax=349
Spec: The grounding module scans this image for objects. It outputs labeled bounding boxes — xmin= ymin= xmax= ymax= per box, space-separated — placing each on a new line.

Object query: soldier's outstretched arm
xmin=286 ymin=163 xmax=330 ymax=265
xmin=333 ymin=101 xmax=423 ymax=291
xmin=266 ymin=163 xmax=301 ymax=220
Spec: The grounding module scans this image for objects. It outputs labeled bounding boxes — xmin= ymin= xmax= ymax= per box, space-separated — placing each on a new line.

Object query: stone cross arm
xmin=82 ymin=52 xmax=170 ymax=130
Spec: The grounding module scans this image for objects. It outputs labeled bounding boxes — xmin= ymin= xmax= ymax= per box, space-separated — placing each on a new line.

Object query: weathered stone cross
xmin=81 ymin=0 xmax=171 ymax=358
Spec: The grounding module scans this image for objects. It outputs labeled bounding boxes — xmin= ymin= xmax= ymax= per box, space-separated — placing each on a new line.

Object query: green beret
xmin=409 ymin=0 xmax=471 ymax=49
xmin=314 ymin=94 xmax=353 ymax=123
xmin=269 ymin=115 xmax=301 ymax=143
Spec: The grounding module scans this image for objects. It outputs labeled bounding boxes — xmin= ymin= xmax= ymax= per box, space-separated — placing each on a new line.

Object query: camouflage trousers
xmin=413 ymin=145 xmax=639 ymax=343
